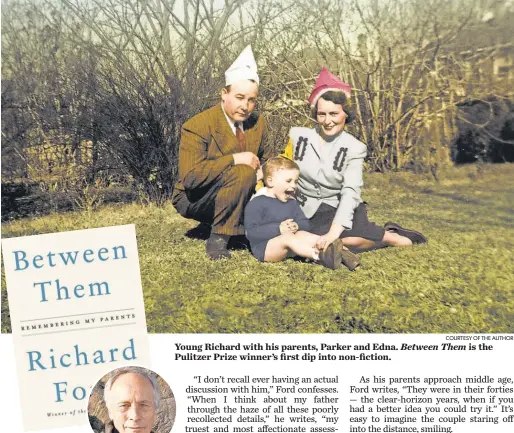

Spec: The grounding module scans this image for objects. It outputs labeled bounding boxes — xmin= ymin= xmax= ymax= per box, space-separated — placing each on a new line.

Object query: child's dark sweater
xmin=244 ymin=192 xmax=311 ymax=261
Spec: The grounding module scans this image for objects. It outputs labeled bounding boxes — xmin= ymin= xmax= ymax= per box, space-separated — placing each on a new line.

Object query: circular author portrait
xmin=88 ymin=366 xmax=176 ymax=433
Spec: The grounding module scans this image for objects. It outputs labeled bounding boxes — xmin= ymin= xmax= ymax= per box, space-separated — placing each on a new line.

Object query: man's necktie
xmin=235 ymin=122 xmax=245 ymax=151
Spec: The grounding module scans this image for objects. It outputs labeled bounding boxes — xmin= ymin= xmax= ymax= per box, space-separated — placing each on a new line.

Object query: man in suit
xmin=172 ymin=46 xmax=273 ymax=259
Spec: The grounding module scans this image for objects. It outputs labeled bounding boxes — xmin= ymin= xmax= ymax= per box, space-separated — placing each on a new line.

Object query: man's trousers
xmin=172 ymin=165 xmax=256 ymax=236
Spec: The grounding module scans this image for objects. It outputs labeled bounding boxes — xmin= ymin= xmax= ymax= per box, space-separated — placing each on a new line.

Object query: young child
xmin=244 ymin=157 xmax=344 ymax=269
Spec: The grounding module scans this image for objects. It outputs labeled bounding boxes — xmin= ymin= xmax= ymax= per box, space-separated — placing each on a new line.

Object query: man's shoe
xmin=318 ymin=240 xmax=343 ymax=270
xmin=384 ymin=222 xmax=428 ymax=244
xmin=206 ymin=234 xmax=231 ymax=259
xmin=341 ymin=248 xmax=360 ymax=271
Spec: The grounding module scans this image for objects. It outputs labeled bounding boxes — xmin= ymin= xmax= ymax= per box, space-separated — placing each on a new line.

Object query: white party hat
xmin=225 ymin=45 xmax=259 ymax=86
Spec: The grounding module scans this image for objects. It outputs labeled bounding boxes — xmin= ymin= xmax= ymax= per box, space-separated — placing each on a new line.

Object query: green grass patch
xmin=2 ymin=164 xmax=514 ymax=333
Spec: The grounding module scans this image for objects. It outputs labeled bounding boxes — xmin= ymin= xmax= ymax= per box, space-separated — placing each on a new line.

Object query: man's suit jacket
xmin=173 ymin=104 xmax=272 ymax=197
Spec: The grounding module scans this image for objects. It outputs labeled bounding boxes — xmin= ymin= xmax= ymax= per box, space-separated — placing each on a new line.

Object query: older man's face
xmin=221 ymin=80 xmax=259 ymax=123
xmin=109 ymin=373 xmax=157 ymax=433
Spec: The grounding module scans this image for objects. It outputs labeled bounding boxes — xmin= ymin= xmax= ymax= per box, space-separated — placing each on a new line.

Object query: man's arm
xmin=179 ymin=124 xmax=234 ymax=191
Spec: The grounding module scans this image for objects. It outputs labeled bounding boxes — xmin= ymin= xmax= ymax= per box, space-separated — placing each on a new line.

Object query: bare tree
xmin=2 ymin=0 xmax=513 ymax=214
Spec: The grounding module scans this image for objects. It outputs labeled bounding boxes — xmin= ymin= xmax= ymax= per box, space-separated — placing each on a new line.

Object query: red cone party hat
xmin=308 ymin=67 xmax=352 ymax=107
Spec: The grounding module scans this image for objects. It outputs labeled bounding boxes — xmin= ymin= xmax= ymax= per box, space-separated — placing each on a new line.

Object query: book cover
xmin=1 ymin=224 xmax=151 ymax=431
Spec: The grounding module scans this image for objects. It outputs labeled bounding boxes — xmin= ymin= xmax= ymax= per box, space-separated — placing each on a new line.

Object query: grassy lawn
xmin=2 ymin=164 xmax=514 ymax=333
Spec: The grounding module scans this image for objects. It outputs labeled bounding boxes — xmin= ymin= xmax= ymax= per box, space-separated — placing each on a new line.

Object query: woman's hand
xmin=316 ymin=236 xmax=329 ymax=251
xmin=317 ymin=224 xmax=344 ymax=252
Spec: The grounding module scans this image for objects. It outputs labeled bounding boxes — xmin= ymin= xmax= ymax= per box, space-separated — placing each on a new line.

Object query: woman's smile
xmin=317 ymin=97 xmax=348 ymax=138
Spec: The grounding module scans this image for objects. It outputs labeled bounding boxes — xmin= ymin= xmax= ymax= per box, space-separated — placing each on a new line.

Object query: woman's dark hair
xmin=311 ymin=90 xmax=355 ymax=124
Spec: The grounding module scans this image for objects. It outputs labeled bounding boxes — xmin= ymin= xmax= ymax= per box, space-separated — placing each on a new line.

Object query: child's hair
xmin=262 ymin=157 xmax=300 ymax=187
